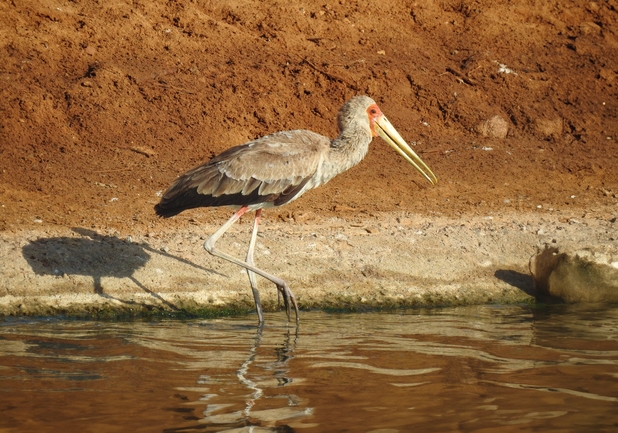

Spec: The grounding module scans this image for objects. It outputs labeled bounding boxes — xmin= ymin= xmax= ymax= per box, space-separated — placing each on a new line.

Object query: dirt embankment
xmin=1 ymin=1 xmax=617 ymax=318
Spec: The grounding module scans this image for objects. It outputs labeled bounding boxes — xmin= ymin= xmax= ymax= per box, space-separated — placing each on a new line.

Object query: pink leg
xmin=204 ymin=207 xmax=299 ymax=323
xmin=246 ymin=209 xmax=263 ymax=323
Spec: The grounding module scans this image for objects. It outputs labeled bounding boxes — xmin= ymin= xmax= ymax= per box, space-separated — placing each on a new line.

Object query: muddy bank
xmin=2 ymin=211 xmax=615 ymax=319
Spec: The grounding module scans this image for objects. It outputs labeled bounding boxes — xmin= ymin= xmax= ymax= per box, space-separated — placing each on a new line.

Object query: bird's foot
xmin=277 ymin=283 xmax=299 ymax=323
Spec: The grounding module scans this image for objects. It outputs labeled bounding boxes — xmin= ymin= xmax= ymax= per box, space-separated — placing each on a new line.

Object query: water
xmin=1 ymin=305 xmax=618 ymax=432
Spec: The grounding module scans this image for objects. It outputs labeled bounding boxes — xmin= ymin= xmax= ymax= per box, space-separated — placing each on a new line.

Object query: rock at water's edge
xmin=530 ymin=244 xmax=618 ymax=303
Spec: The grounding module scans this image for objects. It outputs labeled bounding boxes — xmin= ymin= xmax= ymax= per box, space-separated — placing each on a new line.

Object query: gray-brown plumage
xmin=155 ymin=95 xmax=437 ymax=324
xmin=154 ymin=130 xmax=327 ymax=217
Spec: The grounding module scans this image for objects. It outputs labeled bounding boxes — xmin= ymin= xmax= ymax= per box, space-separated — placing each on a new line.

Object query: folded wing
xmin=154 ymin=130 xmax=330 ymax=217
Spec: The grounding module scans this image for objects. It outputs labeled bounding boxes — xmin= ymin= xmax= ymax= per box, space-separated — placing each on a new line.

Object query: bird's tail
xmin=154 ymin=202 xmax=184 ymax=218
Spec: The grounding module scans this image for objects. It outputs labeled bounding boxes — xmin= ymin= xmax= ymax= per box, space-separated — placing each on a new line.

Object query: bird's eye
xmin=369 ymin=108 xmax=377 ymax=115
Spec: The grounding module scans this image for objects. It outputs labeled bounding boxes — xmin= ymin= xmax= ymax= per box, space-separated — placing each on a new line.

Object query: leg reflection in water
xmin=197 ymin=323 xmax=313 ymax=432
xmin=236 ymin=325 xmax=264 ymax=419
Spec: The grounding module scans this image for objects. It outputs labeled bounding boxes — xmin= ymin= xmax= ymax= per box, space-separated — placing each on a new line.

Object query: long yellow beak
xmin=375 ymin=115 xmax=438 ymax=185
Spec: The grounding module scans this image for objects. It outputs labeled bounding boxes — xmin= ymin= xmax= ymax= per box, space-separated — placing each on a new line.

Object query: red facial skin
xmin=366 ymin=103 xmax=383 ymax=138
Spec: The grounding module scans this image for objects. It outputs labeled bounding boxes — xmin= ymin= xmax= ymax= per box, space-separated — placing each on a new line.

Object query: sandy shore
xmin=2 ymin=211 xmax=615 ymax=319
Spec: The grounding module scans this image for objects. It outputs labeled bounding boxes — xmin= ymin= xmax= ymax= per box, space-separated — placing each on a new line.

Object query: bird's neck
xmin=305 ymin=124 xmax=373 ymax=189
xmin=328 ymin=127 xmax=373 ymax=172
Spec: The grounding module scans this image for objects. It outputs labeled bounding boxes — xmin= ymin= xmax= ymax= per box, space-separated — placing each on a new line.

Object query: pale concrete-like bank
xmin=1 ymin=212 xmax=616 ymax=319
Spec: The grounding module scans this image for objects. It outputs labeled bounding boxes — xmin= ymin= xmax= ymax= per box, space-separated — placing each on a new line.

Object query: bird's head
xmin=339 ymin=95 xmax=437 ymax=185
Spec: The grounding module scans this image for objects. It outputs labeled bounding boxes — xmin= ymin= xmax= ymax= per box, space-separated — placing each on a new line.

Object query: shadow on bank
xmin=494 ymin=269 xmax=535 ymax=297
xmin=21 ymin=228 xmax=222 ymax=315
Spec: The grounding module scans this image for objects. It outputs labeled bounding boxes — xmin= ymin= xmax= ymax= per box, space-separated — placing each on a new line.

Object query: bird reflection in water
xmin=195 ymin=324 xmax=312 ymax=432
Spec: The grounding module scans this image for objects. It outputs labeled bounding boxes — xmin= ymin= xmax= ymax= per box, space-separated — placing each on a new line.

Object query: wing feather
xmin=195 ymin=169 xmax=223 ymax=195
xmin=211 ymin=175 xmax=246 ymax=197
xmin=220 ymin=130 xmax=328 ymax=181
xmin=258 ymin=178 xmax=292 ymax=196
xmin=241 ymin=177 xmax=262 ymax=195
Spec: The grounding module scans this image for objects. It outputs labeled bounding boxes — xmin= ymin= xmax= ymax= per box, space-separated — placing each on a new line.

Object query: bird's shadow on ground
xmin=22 ymin=228 xmax=218 ymax=311
xmin=494 ymin=269 xmax=536 ymax=297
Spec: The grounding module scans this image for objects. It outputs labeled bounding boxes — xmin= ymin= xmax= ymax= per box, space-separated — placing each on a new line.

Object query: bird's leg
xmin=248 ymin=210 xmax=286 ymax=312
xmin=247 ymin=212 xmax=292 ymax=319
xmin=245 ymin=210 xmax=293 ymax=322
xmin=246 ymin=209 xmax=264 ymax=324
xmin=204 ymin=206 xmax=299 ymax=323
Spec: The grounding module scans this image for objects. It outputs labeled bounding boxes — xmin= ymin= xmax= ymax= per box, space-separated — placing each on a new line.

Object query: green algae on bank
xmin=0 ymin=285 xmax=535 ymax=320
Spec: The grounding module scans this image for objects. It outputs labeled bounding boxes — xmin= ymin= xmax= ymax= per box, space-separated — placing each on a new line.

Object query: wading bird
xmin=155 ymin=95 xmax=437 ymax=324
